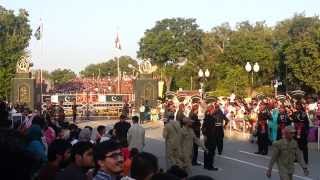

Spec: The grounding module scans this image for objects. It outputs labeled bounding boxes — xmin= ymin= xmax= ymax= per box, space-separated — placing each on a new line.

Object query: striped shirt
xmin=93 ymin=170 xmax=113 ymax=180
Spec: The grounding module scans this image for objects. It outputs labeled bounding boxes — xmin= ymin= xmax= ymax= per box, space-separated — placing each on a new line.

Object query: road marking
xmin=199 ymin=150 xmax=311 ymax=180
xmin=155 ymin=140 xmax=310 ymax=179
xmin=239 ymin=150 xmax=271 ymax=159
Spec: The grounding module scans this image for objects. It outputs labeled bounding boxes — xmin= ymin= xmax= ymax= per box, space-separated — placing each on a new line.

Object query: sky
xmin=1 ymin=0 xmax=319 ymax=73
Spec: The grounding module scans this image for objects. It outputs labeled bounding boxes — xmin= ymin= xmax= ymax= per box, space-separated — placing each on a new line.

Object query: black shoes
xmin=254 ymin=151 xmax=268 ymax=155
xmin=204 ymin=167 xmax=219 ymax=171
xmin=192 ymin=162 xmax=201 ymax=166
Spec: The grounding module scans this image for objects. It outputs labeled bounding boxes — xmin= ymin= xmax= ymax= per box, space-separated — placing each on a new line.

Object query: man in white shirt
xmin=127 ymin=116 xmax=145 ymax=151
xmin=139 ymin=104 xmax=146 ymax=124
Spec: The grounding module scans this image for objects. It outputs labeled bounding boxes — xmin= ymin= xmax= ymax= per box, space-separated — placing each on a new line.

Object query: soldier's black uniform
xmin=202 ymin=112 xmax=217 ymax=170
xmin=213 ymin=108 xmax=229 ymax=154
xmin=276 ymin=112 xmax=291 ymax=140
xmin=190 ymin=111 xmax=201 ymax=165
xmin=256 ymin=109 xmax=271 ymax=155
xmin=293 ymin=109 xmax=309 ymax=164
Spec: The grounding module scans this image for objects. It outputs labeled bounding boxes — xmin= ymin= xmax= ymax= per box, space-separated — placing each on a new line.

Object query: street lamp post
xmin=198 ymin=69 xmax=210 ymax=99
xmin=245 ymin=62 xmax=259 ymax=96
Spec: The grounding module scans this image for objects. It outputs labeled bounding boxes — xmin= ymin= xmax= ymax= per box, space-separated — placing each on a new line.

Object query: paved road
xmin=78 ymin=120 xmax=320 ymax=180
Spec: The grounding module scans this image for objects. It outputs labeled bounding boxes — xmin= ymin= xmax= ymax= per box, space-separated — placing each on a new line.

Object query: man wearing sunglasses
xmin=93 ymin=140 xmax=124 ymax=180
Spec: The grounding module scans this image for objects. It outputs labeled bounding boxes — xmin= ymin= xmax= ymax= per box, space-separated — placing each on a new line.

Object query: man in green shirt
xmin=266 ymin=126 xmax=309 ymax=180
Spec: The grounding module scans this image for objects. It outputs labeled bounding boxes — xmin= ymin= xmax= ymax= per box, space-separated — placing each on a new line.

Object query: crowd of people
xmin=160 ymin=93 xmax=319 ymax=179
xmin=0 ymin=100 xmax=215 ymax=180
xmin=1 ymin=91 xmax=319 ymax=180
xmin=51 ymin=77 xmax=133 ymax=94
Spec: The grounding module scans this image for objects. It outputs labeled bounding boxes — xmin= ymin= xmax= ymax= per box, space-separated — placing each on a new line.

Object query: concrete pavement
xmin=74 ymin=119 xmax=320 ymax=180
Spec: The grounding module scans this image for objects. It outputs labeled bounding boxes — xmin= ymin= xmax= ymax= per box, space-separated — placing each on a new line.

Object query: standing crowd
xmin=0 ymin=100 xmax=215 ymax=180
xmin=161 ymin=94 xmax=319 ymax=179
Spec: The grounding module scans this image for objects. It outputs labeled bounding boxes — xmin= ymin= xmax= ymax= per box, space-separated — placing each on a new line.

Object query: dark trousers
xmin=216 ymin=128 xmax=224 ymax=154
xmin=192 ymin=143 xmax=198 ymax=164
xmin=217 ymin=138 xmax=223 ymax=154
xmin=204 ymin=142 xmax=216 ymax=168
xmin=297 ymin=138 xmax=308 ymax=164
xmin=257 ymin=134 xmax=269 ymax=154
xmin=72 ymin=114 xmax=76 ymax=123
xmin=140 ymin=112 xmax=144 ymax=124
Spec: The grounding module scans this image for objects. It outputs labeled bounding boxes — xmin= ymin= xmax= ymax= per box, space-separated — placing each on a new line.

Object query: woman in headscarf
xmin=25 ymin=124 xmax=47 ymax=172
xmin=269 ymin=102 xmax=279 ymax=143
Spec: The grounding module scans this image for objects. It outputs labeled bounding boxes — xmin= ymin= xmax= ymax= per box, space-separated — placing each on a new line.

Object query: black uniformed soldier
xmin=202 ymin=105 xmax=218 ymax=171
xmin=293 ymin=103 xmax=309 ymax=164
xmin=277 ymin=105 xmax=291 ymax=140
xmin=189 ymin=104 xmax=201 ymax=165
xmin=255 ymin=103 xmax=271 ymax=155
xmin=212 ymin=104 xmax=229 ymax=155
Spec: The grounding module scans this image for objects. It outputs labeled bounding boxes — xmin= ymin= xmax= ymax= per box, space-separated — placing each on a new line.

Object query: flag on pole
xmin=34 ymin=25 xmax=42 ymax=40
xmin=115 ymin=33 xmax=121 ymax=50
xmin=34 ymin=19 xmax=43 ymax=40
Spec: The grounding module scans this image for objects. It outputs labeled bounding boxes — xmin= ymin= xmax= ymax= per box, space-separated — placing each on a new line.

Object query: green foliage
xmin=80 ymin=56 xmax=138 ymax=77
xmin=220 ymin=21 xmax=275 ymax=85
xmin=214 ymin=65 xmax=249 ymax=97
xmin=0 ymin=6 xmax=32 ymax=99
xmin=50 ymin=69 xmax=76 ymax=85
xmin=138 ymin=18 xmax=203 ymax=65
xmin=137 ymin=18 xmax=204 ymax=90
xmin=282 ymin=15 xmax=320 ymax=92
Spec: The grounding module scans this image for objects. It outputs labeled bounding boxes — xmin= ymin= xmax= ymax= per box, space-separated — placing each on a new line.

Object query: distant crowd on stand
xmin=50 ymin=77 xmax=133 ymax=94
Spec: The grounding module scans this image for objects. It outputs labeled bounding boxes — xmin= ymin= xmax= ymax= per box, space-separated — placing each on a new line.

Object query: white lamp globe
xmin=205 ymin=69 xmax=210 ymax=77
xmin=245 ymin=62 xmax=252 ymax=72
xmin=253 ymin=62 xmax=260 ymax=72
xmin=198 ymin=69 xmax=204 ymax=77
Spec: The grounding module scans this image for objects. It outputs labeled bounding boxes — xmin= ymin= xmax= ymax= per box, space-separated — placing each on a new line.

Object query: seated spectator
xmin=92 ymin=140 xmax=124 ymax=180
xmin=131 ymin=152 xmax=159 ymax=180
xmin=37 ymin=139 xmax=71 ymax=180
xmin=55 ymin=141 xmax=94 ymax=180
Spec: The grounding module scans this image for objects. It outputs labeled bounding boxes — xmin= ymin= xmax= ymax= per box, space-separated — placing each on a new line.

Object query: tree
xmin=50 ymin=69 xmax=76 ymax=85
xmin=282 ymin=15 xmax=320 ymax=92
xmin=209 ymin=64 xmax=249 ymax=97
xmin=137 ymin=18 xmax=204 ymax=90
xmin=0 ymin=6 xmax=32 ymax=99
xmin=80 ymin=56 xmax=138 ymax=77
xmin=220 ymin=21 xmax=275 ymax=85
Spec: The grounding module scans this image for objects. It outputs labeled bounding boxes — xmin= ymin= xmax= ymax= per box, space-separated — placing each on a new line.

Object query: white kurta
xmin=127 ymin=124 xmax=145 ymax=151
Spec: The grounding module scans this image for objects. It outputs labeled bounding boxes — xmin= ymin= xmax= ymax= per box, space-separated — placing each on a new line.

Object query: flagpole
xmin=117 ymin=57 xmax=120 ymax=94
xmin=40 ymin=69 xmax=43 ymax=111
xmin=114 ymin=30 xmax=121 ymax=94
